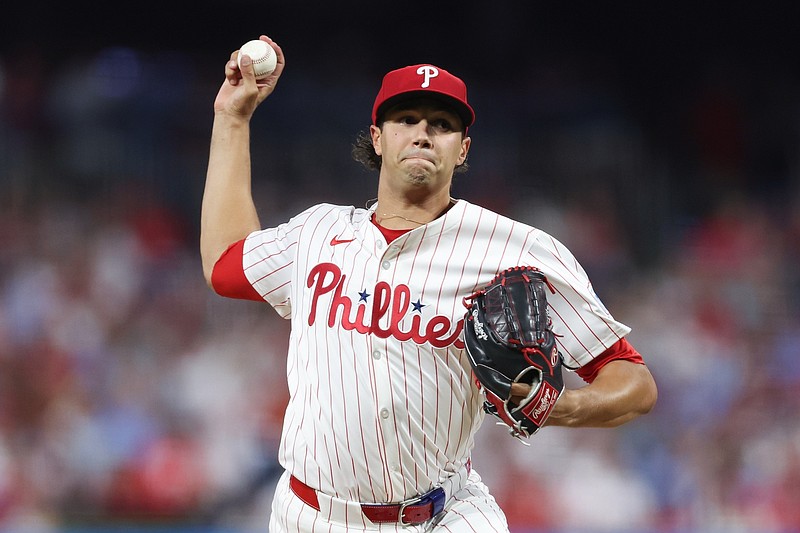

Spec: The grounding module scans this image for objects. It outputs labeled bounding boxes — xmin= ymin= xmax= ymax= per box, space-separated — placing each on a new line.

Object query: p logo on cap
xmin=417 ymin=65 xmax=439 ymax=88
xmin=371 ymin=64 xmax=475 ymax=129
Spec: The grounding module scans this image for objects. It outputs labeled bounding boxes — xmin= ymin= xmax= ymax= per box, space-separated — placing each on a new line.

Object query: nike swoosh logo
xmin=330 ymin=236 xmax=356 ymax=246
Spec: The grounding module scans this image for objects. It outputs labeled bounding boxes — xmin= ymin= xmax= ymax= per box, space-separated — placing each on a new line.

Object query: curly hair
xmin=351 ymin=129 xmax=470 ymax=174
xmin=351 ymin=130 xmax=382 ymax=171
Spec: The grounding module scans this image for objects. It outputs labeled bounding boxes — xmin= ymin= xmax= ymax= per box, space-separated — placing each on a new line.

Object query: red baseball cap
xmin=371 ymin=64 xmax=475 ymax=129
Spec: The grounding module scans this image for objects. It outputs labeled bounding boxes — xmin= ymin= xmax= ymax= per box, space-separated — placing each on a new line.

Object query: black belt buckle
xmin=399 ymin=486 xmax=446 ymax=525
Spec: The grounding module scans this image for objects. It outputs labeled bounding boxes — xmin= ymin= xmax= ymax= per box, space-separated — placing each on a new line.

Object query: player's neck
xmin=371 ymin=195 xmax=455 ymax=230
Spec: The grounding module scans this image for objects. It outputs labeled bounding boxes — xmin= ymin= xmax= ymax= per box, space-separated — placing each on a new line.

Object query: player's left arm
xmin=545 ymin=344 xmax=657 ymax=428
xmin=519 ymin=233 xmax=657 ymax=427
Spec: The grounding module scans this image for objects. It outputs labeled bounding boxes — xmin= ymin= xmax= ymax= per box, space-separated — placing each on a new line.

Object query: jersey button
xmin=372 ymin=351 xmax=382 ymax=360
xmin=381 ymin=260 xmax=391 ymax=270
xmin=376 ymin=241 xmax=384 ymax=249
xmin=380 ymin=408 xmax=390 ymax=419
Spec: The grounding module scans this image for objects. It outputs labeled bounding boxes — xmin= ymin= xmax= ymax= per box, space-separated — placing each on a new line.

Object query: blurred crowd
xmin=1 ymin=41 xmax=799 ymax=533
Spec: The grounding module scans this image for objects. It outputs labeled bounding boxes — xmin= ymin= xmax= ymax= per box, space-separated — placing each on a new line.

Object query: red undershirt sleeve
xmin=576 ymin=337 xmax=645 ymax=384
xmin=210 ymin=239 xmax=264 ymax=302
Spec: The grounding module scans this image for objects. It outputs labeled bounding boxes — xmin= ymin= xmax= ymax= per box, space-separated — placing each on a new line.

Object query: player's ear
xmin=370 ymin=124 xmax=382 ymax=156
xmin=457 ymin=136 xmax=471 ymax=165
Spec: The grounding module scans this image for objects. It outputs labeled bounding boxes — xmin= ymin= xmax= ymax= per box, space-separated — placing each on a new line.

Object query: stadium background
xmin=1 ymin=2 xmax=799 ymax=532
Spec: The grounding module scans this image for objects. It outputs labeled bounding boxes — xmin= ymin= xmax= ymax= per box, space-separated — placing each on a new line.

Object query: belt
xmin=289 ymin=475 xmax=447 ymax=526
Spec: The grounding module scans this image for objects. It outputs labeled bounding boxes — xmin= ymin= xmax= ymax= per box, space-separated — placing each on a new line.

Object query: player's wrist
xmin=211 ymin=113 xmax=254 ymax=144
xmin=544 ymin=388 xmax=582 ymax=427
xmin=214 ymin=109 xmax=254 ymax=125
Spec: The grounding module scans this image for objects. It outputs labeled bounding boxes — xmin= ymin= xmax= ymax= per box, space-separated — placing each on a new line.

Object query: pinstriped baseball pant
xmin=268 ymin=468 xmax=509 ymax=532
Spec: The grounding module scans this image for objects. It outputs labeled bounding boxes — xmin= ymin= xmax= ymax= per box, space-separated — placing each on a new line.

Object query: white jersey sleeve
xmin=525 ymin=230 xmax=631 ymax=369
xmin=241 ymin=206 xmax=320 ymax=318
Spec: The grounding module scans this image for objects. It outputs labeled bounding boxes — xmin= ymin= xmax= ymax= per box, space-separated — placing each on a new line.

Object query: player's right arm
xmin=200 ymin=35 xmax=285 ymax=286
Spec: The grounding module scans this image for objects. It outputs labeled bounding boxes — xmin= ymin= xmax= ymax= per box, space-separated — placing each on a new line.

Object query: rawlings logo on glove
xmin=471 ymin=309 xmax=489 ymax=341
xmin=463 ymin=267 xmax=564 ymax=439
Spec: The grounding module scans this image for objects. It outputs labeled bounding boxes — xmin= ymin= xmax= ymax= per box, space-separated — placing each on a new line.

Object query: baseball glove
xmin=463 ymin=267 xmax=564 ymax=439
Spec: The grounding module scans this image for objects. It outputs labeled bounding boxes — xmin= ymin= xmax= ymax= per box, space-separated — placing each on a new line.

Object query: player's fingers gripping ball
xmin=237 ymin=39 xmax=277 ymax=79
xmin=463 ymin=267 xmax=564 ymax=439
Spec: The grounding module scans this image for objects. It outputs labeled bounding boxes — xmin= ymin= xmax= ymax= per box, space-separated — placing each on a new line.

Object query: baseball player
xmin=201 ymin=35 xmax=657 ymax=533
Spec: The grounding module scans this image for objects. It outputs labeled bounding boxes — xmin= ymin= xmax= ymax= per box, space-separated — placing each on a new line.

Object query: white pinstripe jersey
xmin=242 ymin=199 xmax=630 ymax=504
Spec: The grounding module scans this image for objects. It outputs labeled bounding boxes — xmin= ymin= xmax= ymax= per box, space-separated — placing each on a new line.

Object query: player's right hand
xmin=213 ymin=35 xmax=285 ymax=119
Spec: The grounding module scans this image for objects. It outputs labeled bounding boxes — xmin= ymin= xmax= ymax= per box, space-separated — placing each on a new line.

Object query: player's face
xmin=371 ymin=100 xmax=471 ymax=196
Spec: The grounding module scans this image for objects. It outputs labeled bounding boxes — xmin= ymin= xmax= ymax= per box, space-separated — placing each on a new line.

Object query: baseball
xmin=238 ymin=39 xmax=277 ymax=79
